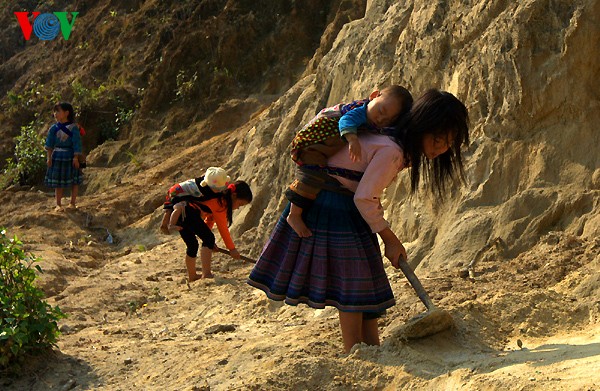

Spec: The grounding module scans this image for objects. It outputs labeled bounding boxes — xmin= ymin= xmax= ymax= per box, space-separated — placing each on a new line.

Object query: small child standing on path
xmin=44 ymin=102 xmax=84 ymax=211
xmin=159 ymin=167 xmax=231 ymax=234
xmin=286 ymin=85 xmax=413 ymax=237
xmin=174 ymin=180 xmax=252 ymax=281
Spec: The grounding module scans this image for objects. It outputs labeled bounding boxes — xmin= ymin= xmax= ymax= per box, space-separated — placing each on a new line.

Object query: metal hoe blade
xmin=395 ymin=256 xmax=454 ymax=339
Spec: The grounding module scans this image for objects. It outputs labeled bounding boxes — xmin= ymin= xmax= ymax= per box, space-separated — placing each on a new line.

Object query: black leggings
xmin=177 ymin=206 xmax=215 ymax=257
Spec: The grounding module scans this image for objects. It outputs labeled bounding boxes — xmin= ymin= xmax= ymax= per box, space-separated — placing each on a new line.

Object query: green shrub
xmin=1 ymin=121 xmax=46 ymax=188
xmin=174 ymin=70 xmax=198 ymax=102
xmin=0 ymin=229 xmax=66 ymax=367
xmin=5 ymin=81 xmax=61 ymax=116
xmin=96 ymin=99 xmax=135 ymax=145
xmin=71 ymin=80 xmax=107 ymax=109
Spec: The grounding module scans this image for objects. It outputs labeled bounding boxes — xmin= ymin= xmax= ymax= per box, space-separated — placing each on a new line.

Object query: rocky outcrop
xmin=1 ymin=0 xmax=598 ymax=271
xmin=227 ymin=0 xmax=600 ymax=270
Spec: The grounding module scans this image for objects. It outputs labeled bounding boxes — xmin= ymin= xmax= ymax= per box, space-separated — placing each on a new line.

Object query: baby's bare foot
xmin=203 ymin=273 xmax=214 ymax=279
xmin=188 ymin=275 xmax=201 ymax=282
xmin=286 ymin=214 xmax=312 ymax=237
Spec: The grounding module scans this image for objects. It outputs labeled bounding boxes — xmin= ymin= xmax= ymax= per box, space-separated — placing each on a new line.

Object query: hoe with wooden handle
xmin=215 ymin=246 xmax=256 ymax=263
xmin=393 ymin=256 xmax=454 ymax=339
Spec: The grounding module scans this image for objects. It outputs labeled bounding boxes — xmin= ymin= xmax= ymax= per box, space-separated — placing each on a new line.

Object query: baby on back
xmin=159 ymin=166 xmax=230 ymax=234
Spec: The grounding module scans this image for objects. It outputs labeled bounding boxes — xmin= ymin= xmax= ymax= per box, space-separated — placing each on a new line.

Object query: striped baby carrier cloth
xmin=290 ymin=99 xmax=370 ymax=165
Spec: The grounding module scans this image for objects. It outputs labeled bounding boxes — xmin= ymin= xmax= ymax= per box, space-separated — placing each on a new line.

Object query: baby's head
xmin=366 ymin=85 xmax=413 ymax=128
xmin=200 ymin=166 xmax=231 ymax=191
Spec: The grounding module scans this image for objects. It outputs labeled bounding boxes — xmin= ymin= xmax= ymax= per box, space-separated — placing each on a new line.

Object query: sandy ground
xmin=0 ymin=190 xmax=598 ymax=391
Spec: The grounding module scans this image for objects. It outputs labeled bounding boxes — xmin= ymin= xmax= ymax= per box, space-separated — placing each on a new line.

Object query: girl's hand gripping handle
xmin=378 ymin=227 xmax=406 ymax=269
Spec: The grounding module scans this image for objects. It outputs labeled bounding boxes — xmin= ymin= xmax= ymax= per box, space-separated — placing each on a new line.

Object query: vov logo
xmin=14 ymin=12 xmax=79 ymax=41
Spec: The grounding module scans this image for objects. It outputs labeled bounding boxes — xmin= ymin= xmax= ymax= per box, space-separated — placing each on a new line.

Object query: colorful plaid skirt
xmin=248 ymin=190 xmax=395 ymax=313
xmin=44 ymin=149 xmax=83 ymax=188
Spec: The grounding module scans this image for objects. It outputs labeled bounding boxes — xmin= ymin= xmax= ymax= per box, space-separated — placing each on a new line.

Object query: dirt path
xmin=0 ymin=194 xmax=598 ymax=390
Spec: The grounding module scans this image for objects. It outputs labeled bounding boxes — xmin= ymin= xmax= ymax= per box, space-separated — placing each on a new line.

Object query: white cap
xmin=200 ymin=167 xmax=231 ymax=191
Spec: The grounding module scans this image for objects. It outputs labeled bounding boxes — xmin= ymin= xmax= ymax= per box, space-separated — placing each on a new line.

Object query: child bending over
xmin=174 ymin=181 xmax=252 ymax=281
xmin=160 ymin=167 xmax=230 ymax=234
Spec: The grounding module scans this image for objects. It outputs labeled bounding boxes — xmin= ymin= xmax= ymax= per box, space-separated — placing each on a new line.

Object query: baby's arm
xmin=344 ymin=133 xmax=362 ymax=162
xmin=339 ymin=106 xmax=367 ymax=162
xmin=168 ymin=202 xmax=185 ymax=231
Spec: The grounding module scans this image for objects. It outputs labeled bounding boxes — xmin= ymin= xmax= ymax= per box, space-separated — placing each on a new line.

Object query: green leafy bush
xmin=5 ymin=81 xmax=61 ymax=116
xmin=0 ymin=229 xmax=66 ymax=367
xmin=1 ymin=121 xmax=46 ymax=188
xmin=96 ymin=99 xmax=135 ymax=145
xmin=174 ymin=69 xmax=198 ymax=102
xmin=71 ymin=79 xmax=107 ymax=109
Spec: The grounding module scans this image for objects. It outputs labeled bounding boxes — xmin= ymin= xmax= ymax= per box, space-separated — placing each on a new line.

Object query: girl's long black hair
xmin=389 ymin=89 xmax=469 ymax=199
xmin=54 ymin=102 xmax=75 ymax=122
xmin=218 ymin=180 xmax=253 ymax=225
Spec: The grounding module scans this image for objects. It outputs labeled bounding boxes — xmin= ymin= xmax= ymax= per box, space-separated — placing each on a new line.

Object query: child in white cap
xmin=159 ymin=167 xmax=230 ymax=234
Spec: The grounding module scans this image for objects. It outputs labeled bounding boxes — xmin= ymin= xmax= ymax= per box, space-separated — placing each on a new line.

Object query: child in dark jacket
xmin=44 ymin=102 xmax=84 ymax=211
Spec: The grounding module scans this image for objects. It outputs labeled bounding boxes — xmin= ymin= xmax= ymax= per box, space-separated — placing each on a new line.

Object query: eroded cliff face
xmin=2 ymin=0 xmax=597 ymax=267
xmin=225 ymin=0 xmax=600 ymax=271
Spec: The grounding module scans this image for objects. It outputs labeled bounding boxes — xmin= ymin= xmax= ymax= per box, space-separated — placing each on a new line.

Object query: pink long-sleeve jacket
xmin=327 ymin=133 xmax=406 ymax=233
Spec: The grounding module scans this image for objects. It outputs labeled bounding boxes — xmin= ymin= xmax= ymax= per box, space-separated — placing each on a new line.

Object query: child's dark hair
xmin=381 ymin=85 xmax=413 ymax=119
xmin=219 ymin=180 xmax=253 ymax=225
xmin=54 ymin=102 xmax=75 ymax=122
xmin=391 ymin=89 xmax=469 ymax=198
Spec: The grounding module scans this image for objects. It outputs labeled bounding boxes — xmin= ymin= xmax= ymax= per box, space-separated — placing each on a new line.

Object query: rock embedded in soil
xmin=204 ymin=324 xmax=236 ymax=334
